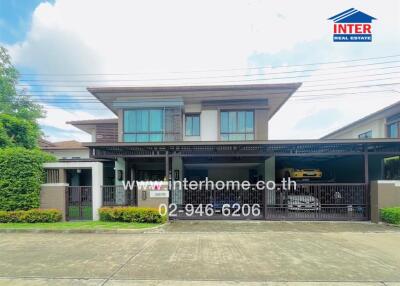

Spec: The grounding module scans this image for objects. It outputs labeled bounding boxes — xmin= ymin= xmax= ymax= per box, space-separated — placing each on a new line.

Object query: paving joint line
xmin=100 ymin=238 xmax=155 ymax=286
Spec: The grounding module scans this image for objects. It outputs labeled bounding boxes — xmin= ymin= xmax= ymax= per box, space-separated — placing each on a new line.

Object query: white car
xmin=287 ymin=195 xmax=321 ymax=211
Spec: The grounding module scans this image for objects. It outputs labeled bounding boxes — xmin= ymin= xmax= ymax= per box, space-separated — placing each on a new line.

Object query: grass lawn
xmin=0 ymin=221 xmax=162 ymax=230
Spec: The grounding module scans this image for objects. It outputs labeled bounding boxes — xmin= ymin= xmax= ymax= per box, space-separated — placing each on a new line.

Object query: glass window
xmin=123 ymin=109 xmax=164 ymax=142
xmin=220 ymin=110 xmax=254 ymax=141
xmin=185 ymin=114 xmax=200 ymax=136
xmin=388 ymin=122 xmax=399 ymax=138
xmin=358 ymin=130 xmax=372 ymax=139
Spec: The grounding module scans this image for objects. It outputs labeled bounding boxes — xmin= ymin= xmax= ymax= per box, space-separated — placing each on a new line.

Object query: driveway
xmin=0 ymin=221 xmax=399 ymax=285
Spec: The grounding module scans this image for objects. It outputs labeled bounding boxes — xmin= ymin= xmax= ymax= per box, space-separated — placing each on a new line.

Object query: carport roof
xmin=84 ymin=138 xmax=400 ymax=158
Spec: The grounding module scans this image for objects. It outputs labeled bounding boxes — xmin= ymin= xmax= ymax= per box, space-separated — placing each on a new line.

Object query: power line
xmin=16 ymin=61 xmax=400 ymax=83
xmin=12 ymin=84 xmax=400 ymax=105
xmin=18 ymin=54 xmax=400 ymax=76
xmin=15 ymin=71 xmax=400 ymax=88
xmin=21 ymin=82 xmax=400 ymax=99
xmin=38 ymin=90 xmax=399 ymax=109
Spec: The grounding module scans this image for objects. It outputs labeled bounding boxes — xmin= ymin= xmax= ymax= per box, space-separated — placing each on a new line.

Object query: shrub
xmin=380 ymin=207 xmax=400 ymax=225
xmin=0 ymin=147 xmax=55 ymax=211
xmin=0 ymin=209 xmax=62 ymax=223
xmin=99 ymin=207 xmax=166 ymax=223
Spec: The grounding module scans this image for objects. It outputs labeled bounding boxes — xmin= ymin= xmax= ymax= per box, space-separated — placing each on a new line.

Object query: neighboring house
xmin=322 ymin=101 xmax=400 ymax=139
xmin=41 ymin=83 xmax=400 ymax=222
xmin=39 ymin=139 xmax=89 ymax=160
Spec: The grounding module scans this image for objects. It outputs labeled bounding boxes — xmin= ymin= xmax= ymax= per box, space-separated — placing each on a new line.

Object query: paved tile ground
xmin=0 ymin=221 xmax=399 ymax=285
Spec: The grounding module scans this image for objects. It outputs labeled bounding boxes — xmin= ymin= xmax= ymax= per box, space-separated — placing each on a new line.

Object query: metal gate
xmin=265 ymin=183 xmax=369 ymax=221
xmin=66 ymin=186 xmax=93 ymax=220
xmin=170 ymin=186 xmax=264 ymax=220
xmin=170 ymin=183 xmax=369 ymax=221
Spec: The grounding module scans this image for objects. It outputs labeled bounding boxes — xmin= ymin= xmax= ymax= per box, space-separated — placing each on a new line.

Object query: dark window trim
xmin=220 ymin=110 xmax=255 ymax=141
xmin=387 ymin=120 xmax=400 ymax=138
xmin=123 ymin=108 xmax=165 ymax=142
xmin=185 ymin=113 xmax=200 ymax=137
xmin=358 ymin=130 xmax=372 ymax=139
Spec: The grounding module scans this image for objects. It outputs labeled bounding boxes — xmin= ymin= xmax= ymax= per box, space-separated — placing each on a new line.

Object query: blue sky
xmin=0 ymin=0 xmax=399 ymax=141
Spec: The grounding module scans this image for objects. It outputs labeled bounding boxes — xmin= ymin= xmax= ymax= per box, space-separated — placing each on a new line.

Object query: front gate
xmin=265 ymin=183 xmax=369 ymax=221
xmin=66 ymin=186 xmax=93 ymax=220
xmin=170 ymin=183 xmax=369 ymax=221
xmin=170 ymin=186 xmax=264 ymax=220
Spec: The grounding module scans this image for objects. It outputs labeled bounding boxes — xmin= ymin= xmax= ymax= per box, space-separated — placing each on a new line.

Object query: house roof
xmin=86 ymin=83 xmax=302 ymax=117
xmin=67 ymin=118 xmax=118 ymax=134
xmin=328 ymin=8 xmax=376 ymax=23
xmin=38 ymin=138 xmax=56 ymax=148
xmin=322 ymin=100 xmax=400 ymax=139
xmin=40 ymin=140 xmax=87 ymax=150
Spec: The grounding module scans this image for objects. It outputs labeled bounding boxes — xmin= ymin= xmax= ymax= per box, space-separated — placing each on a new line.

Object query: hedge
xmin=99 ymin=207 xmax=166 ymax=223
xmin=0 ymin=147 xmax=55 ymax=211
xmin=380 ymin=207 xmax=400 ymax=225
xmin=0 ymin=209 xmax=62 ymax=223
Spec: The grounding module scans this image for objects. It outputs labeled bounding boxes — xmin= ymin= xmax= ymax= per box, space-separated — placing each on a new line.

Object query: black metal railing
xmin=102 ymin=185 xmax=137 ymax=206
xmin=265 ymin=183 xmax=369 ymax=221
xmin=66 ymin=186 xmax=92 ymax=220
xmin=170 ymin=183 xmax=369 ymax=221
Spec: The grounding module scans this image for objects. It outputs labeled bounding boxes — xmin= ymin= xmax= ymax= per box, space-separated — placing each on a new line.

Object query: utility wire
xmin=21 ymin=82 xmax=400 ymax=98
xmin=13 ymin=84 xmax=400 ymax=104
xmin=18 ymin=54 xmax=400 ymax=76
xmin=15 ymin=71 xmax=400 ymax=88
xmin=16 ymin=61 xmax=400 ymax=83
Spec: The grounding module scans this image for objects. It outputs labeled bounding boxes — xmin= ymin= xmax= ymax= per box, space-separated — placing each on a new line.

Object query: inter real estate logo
xmin=328 ymin=8 xmax=376 ymax=42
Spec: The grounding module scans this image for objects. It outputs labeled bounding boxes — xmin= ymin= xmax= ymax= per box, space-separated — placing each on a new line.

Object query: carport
xmin=86 ymin=139 xmax=400 ymax=221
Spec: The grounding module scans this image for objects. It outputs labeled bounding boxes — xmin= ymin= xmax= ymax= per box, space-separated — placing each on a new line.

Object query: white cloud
xmin=3 ymin=0 xmax=400 ymax=140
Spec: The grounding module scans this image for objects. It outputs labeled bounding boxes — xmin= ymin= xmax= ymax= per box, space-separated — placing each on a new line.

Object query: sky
xmin=0 ymin=0 xmax=399 ymax=142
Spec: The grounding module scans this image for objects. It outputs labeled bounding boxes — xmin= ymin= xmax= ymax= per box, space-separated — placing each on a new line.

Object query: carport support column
xmin=264 ymin=156 xmax=275 ymax=217
xmin=165 ymin=151 xmax=170 ymax=181
xmin=364 ymin=151 xmax=369 ymax=184
xmin=172 ymin=156 xmax=183 ymax=205
xmin=92 ymin=162 xmax=103 ymax=221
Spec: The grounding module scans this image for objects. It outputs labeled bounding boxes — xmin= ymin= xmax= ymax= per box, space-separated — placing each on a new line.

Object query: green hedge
xmin=99 ymin=207 xmax=166 ymax=223
xmin=0 ymin=209 xmax=62 ymax=223
xmin=380 ymin=207 xmax=400 ymax=225
xmin=0 ymin=147 xmax=55 ymax=211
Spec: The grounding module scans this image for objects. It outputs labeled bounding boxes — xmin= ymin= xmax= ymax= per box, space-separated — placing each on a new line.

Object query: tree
xmin=0 ymin=147 xmax=55 ymax=211
xmin=0 ymin=46 xmax=44 ymax=148
xmin=0 ymin=46 xmax=44 ymax=123
xmin=0 ymin=114 xmax=39 ymax=149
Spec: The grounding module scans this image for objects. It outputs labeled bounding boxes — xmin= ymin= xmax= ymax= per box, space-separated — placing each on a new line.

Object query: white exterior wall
xmin=200 ymin=110 xmax=218 ymax=141
xmin=328 ymin=118 xmax=386 ymax=139
xmin=44 ymin=161 xmax=104 ymax=221
xmin=44 ymin=149 xmax=90 ymax=160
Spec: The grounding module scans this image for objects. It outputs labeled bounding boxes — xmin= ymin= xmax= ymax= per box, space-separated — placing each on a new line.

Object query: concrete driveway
xmin=0 ymin=221 xmax=399 ymax=286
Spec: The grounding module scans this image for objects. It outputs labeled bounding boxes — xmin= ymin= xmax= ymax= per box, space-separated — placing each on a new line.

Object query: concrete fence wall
xmin=371 ymin=180 xmax=400 ymax=223
xmin=40 ymin=183 xmax=68 ymax=221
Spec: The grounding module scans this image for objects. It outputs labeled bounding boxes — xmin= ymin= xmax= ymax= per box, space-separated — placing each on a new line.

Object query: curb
xmin=0 ymin=222 xmax=168 ymax=234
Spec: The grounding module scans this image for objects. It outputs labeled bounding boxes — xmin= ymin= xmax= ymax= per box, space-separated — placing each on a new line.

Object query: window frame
xmin=387 ymin=121 xmax=400 ymax=138
xmin=219 ymin=110 xmax=255 ymax=141
xmin=358 ymin=130 xmax=372 ymax=139
xmin=185 ymin=113 xmax=200 ymax=137
xmin=123 ymin=108 xmax=165 ymax=142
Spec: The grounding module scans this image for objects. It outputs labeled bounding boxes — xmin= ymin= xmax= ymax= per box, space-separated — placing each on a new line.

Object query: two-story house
xmin=41 ymin=83 xmax=400 ymax=221
xmin=322 ymin=101 xmax=400 ymax=139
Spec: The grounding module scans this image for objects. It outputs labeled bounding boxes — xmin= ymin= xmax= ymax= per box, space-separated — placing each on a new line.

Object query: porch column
xmin=114 ymin=158 xmax=127 ymax=205
xmin=92 ymin=162 xmax=103 ymax=221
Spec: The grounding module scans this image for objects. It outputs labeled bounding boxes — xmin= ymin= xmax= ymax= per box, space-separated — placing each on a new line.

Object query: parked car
xmin=286 ymin=195 xmax=321 ymax=211
xmin=278 ymin=168 xmax=322 ymax=179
